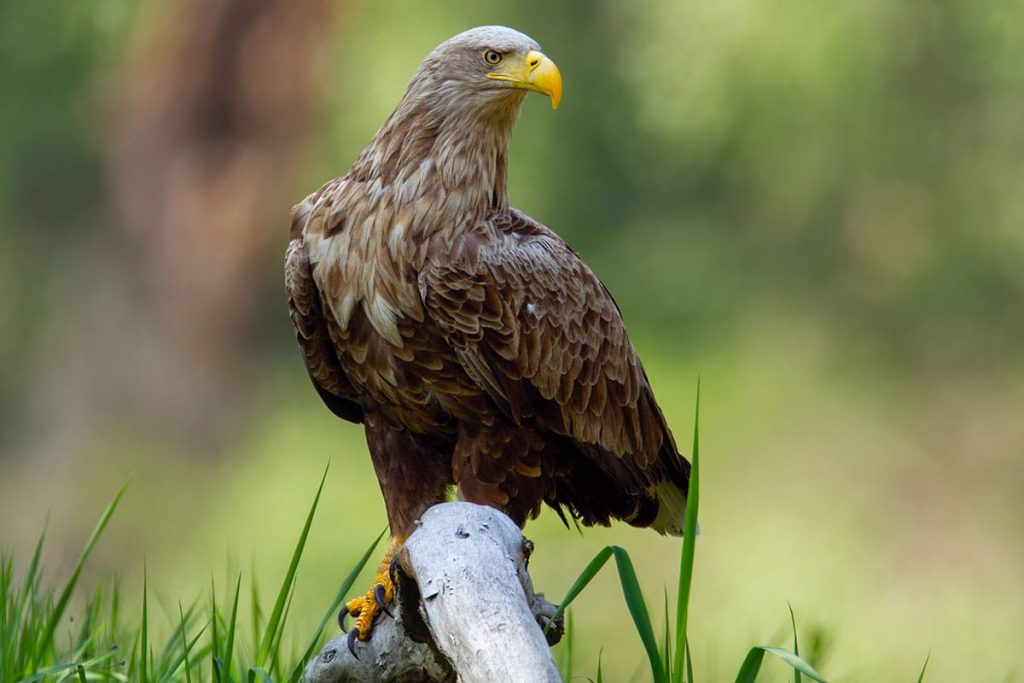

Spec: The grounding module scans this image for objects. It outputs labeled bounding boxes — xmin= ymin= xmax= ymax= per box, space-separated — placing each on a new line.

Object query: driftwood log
xmin=306 ymin=502 xmax=564 ymax=683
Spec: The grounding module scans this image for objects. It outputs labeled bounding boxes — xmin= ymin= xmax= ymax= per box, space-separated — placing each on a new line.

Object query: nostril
xmin=528 ymin=58 xmax=539 ymax=67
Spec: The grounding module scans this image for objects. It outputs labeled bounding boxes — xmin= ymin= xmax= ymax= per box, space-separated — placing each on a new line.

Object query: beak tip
xmin=527 ymin=52 xmax=562 ymax=111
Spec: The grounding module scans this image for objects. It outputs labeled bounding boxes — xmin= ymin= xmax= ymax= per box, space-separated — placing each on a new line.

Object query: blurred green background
xmin=2 ymin=0 xmax=1023 ymax=680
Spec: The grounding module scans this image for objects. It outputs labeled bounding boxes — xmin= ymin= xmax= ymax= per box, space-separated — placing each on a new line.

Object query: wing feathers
xmin=285 ymin=226 xmax=363 ymax=424
xmin=422 ymin=209 xmax=679 ymax=482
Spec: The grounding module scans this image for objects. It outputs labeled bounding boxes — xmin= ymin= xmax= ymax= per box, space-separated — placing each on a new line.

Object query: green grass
xmin=548 ymin=384 xmax=835 ymax=683
xmin=1 ymin=466 xmax=380 ymax=683
xmin=2 ymin=390 xmax=934 ymax=682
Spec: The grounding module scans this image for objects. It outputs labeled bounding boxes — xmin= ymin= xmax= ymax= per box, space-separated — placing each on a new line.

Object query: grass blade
xmin=141 ymin=563 xmax=148 ymax=683
xmin=544 ymin=546 xmax=613 ymax=634
xmin=222 ymin=574 xmax=242 ymax=683
xmin=110 ymin=575 xmax=121 ymax=646
xmin=72 ymin=582 xmax=100 ymax=661
xmin=250 ymin=569 xmax=262 ymax=656
xmin=551 ymin=543 xmax=678 ymax=682
xmin=734 ymin=648 xmax=766 ymax=683
xmin=663 ymin=591 xmax=672 ymax=680
xmin=249 ymin=666 xmax=274 ymax=682
xmin=155 ymin=602 xmax=195 ymax=680
xmin=561 ymin=608 xmax=574 ymax=682
xmin=789 ymin=604 xmax=801 ymax=683
xmin=12 ymin=521 xmax=47 ymax=671
xmin=18 ymin=650 xmax=118 ymax=683
xmin=32 ymin=482 xmax=128 ymax=668
xmin=916 ymin=651 xmax=930 ymax=683
xmin=179 ymin=603 xmax=195 ymax=683
xmin=267 ymin=579 xmax=297 ymax=677
xmin=258 ymin=465 xmax=329 ymax=664
xmin=610 ymin=546 xmax=665 ymax=683
xmin=673 ymin=380 xmax=701 ymax=683
xmin=210 ymin=580 xmax=221 ymax=682
xmin=685 ymin=637 xmax=694 ymax=683
xmin=762 ymin=647 xmax=826 ymax=682
xmin=289 ymin=530 xmax=384 ymax=683
xmin=735 ymin=646 xmax=826 ymax=683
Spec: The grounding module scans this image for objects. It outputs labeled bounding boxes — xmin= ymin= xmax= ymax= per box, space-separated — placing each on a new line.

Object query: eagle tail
xmin=645 ymin=427 xmax=696 ymax=537
xmin=648 ymin=480 xmax=691 ymax=537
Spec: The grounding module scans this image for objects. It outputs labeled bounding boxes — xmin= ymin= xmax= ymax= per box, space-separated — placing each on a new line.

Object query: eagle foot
xmin=338 ymin=549 xmax=398 ymax=654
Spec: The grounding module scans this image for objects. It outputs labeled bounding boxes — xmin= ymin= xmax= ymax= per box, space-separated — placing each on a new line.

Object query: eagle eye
xmin=483 ymin=49 xmax=502 ymax=66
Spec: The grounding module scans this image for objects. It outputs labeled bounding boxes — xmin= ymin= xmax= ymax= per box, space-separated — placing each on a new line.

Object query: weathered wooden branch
xmin=305 ymin=502 xmax=564 ymax=683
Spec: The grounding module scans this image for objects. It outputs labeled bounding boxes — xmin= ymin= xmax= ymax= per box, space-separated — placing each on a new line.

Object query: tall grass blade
xmin=19 ymin=651 xmax=118 ymax=683
xmin=550 ymin=544 xmax=667 ymax=680
xmin=734 ymin=648 xmax=766 ymax=683
xmin=128 ymin=629 xmax=139 ymax=680
xmin=0 ymin=559 xmax=9 ymax=677
xmin=110 ymin=574 xmax=121 ymax=644
xmin=222 ymin=574 xmax=242 ymax=683
xmin=267 ymin=579 xmax=297 ymax=677
xmin=258 ymin=464 xmax=329 ymax=664
xmin=13 ymin=522 xmax=46 ymax=671
xmin=734 ymin=646 xmax=826 ymax=683
xmin=672 ymin=381 xmax=701 ymax=683
xmin=248 ymin=666 xmax=274 ymax=683
xmin=210 ymin=579 xmax=221 ymax=682
xmin=685 ymin=637 xmax=694 ymax=683
xmin=550 ymin=544 xmax=668 ymax=681
xmin=789 ymin=604 xmax=801 ymax=683
xmin=916 ymin=651 xmax=930 ymax=683
xmin=250 ymin=570 xmax=262 ymax=654
xmin=183 ymin=625 xmax=209 ymax=676
xmin=662 ymin=591 xmax=672 ymax=680
xmin=155 ymin=602 xmax=195 ymax=679
xmin=72 ymin=582 xmax=99 ymax=660
xmin=289 ymin=530 xmax=384 ymax=683
xmin=32 ymin=482 xmax=128 ymax=669
xmin=545 ymin=546 xmax=613 ymax=634
xmin=179 ymin=603 xmax=195 ymax=683
xmin=141 ymin=563 xmax=149 ymax=683
xmin=764 ymin=647 xmax=826 ymax=682
xmin=610 ymin=546 xmax=665 ymax=683
xmin=561 ymin=608 xmax=574 ymax=682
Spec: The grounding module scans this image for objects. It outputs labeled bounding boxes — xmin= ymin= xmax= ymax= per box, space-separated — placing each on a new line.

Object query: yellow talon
xmin=344 ymin=543 xmax=399 ymax=642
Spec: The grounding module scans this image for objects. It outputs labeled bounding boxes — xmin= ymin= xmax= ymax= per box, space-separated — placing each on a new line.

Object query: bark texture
xmin=306 ymin=502 xmax=563 ymax=683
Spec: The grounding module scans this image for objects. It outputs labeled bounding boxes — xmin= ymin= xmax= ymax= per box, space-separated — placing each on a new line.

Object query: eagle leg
xmin=340 ymin=540 xmax=399 ymax=644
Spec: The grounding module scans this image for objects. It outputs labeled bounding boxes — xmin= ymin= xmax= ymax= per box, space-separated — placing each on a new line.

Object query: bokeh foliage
xmin=2 ymin=0 xmax=1023 ymax=681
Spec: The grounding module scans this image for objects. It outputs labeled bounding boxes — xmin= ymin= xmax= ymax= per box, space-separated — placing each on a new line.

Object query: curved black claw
xmin=389 ymin=554 xmax=401 ymax=587
xmin=374 ymin=584 xmax=394 ymax=619
xmin=346 ymin=629 xmax=359 ymax=659
xmin=337 ymin=605 xmax=349 ymax=631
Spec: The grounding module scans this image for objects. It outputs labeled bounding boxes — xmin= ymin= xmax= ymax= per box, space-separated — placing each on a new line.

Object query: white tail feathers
xmin=649 ymin=481 xmax=699 ymax=537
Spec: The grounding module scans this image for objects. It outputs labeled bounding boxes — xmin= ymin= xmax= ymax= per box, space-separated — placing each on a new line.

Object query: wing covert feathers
xmin=286 ymin=198 xmax=364 ymax=424
xmin=421 ymin=208 xmax=690 ymax=521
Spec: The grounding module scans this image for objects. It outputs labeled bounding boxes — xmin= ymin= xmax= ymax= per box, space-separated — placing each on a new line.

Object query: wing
xmin=285 ymin=194 xmax=364 ymax=424
xmin=420 ymin=208 xmax=682 ymax=491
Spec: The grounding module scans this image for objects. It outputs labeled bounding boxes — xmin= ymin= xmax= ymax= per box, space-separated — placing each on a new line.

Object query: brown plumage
xmin=286 ymin=26 xmax=691 ymax=545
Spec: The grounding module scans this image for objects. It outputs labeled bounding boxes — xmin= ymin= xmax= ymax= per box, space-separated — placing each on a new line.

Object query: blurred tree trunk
xmin=94 ymin=0 xmax=338 ymax=444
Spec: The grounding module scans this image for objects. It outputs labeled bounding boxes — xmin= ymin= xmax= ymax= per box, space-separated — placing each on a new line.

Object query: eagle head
xmin=412 ymin=26 xmax=562 ymax=112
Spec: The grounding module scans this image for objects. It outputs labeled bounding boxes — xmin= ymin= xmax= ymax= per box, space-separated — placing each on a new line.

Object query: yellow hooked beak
xmin=487 ymin=50 xmax=563 ymax=109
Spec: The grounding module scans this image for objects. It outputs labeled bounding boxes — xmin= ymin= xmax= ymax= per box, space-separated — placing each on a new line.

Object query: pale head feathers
xmin=303 ymin=27 xmax=546 ymax=347
xmin=416 ymin=25 xmax=541 ymax=88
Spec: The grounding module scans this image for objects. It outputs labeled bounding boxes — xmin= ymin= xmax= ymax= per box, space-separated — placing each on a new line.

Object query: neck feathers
xmin=352 ymin=75 xmax=524 ymax=217
xmin=316 ymin=77 xmax=524 ymax=345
